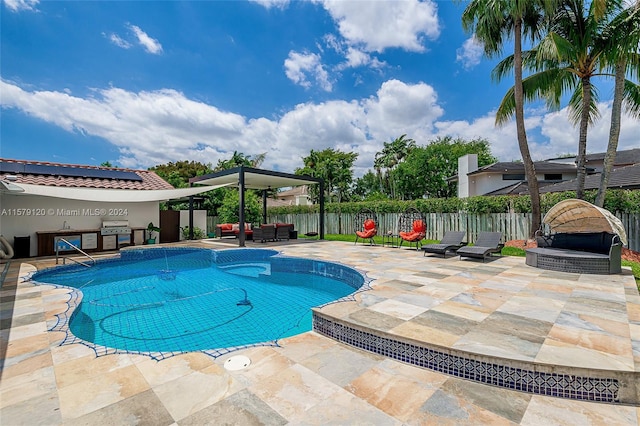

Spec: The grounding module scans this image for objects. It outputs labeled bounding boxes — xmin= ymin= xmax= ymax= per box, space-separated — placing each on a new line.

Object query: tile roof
xmin=484 ymin=181 xmax=561 ymax=196
xmin=468 ymin=161 xmax=581 ymax=175
xmin=0 ymin=158 xmax=174 ymax=190
xmin=585 ymin=148 xmax=640 ymax=164
xmin=546 ymin=148 xmax=640 ymax=165
xmin=539 ymin=163 xmax=640 ymax=193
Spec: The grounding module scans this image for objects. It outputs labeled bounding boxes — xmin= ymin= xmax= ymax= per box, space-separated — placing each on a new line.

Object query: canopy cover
xmin=2 ymin=182 xmax=227 ymax=202
xmin=542 ymin=199 xmax=627 ymax=246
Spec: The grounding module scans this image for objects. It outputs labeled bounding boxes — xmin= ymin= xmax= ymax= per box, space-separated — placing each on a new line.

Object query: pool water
xmin=32 ymin=248 xmax=366 ymax=355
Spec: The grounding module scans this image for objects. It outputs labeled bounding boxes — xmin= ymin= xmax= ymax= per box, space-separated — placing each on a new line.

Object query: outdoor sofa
xmin=526 ymin=231 xmax=622 ymax=274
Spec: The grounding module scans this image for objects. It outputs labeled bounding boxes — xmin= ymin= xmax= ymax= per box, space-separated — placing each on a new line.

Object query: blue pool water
xmin=31 ymin=248 xmax=366 ymax=355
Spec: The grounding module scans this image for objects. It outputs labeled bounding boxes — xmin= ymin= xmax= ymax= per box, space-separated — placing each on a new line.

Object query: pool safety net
xmin=33 ymin=247 xmax=371 ymax=361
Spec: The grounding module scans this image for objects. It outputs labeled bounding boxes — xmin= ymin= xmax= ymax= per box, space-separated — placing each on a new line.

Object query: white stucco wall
xmin=457 ymin=154 xmax=478 ymax=198
xmin=471 ymin=171 xmax=578 ymax=196
xmin=0 ymin=194 xmax=159 ymax=256
xmin=179 ymin=210 xmax=207 ymax=240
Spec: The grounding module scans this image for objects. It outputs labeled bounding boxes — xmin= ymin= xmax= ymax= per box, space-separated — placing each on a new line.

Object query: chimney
xmin=458 ymin=154 xmax=478 ymax=198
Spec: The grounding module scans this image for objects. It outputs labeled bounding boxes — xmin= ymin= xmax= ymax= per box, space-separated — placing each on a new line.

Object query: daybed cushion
xmin=536 ymin=232 xmax=616 ymax=255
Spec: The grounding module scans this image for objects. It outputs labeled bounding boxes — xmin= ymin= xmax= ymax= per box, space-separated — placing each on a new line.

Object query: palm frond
xmin=623 ymin=79 xmax=640 ymax=119
xmin=495 ymin=86 xmax=516 ymax=127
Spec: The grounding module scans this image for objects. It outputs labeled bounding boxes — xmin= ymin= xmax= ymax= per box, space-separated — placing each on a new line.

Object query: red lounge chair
xmin=354 ymin=208 xmax=377 ymax=245
xmin=398 ymin=208 xmax=426 ymax=250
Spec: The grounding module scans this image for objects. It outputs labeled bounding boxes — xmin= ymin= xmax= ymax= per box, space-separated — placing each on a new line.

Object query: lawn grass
xmin=316 ymin=233 xmax=640 ymax=288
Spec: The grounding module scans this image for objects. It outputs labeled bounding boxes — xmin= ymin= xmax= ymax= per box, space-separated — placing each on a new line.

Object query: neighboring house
xmin=266 ymin=185 xmax=311 ymax=208
xmin=455 ymin=154 xmax=584 ymax=198
xmin=539 ymin=163 xmax=640 ymax=193
xmin=455 ymin=149 xmax=640 ymax=197
xmin=545 ymin=148 xmax=640 ymax=172
xmin=0 ymin=158 xmax=212 ymax=257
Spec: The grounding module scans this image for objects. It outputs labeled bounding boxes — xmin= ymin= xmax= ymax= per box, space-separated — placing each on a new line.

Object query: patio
xmin=1 ymin=241 xmax=639 ymax=424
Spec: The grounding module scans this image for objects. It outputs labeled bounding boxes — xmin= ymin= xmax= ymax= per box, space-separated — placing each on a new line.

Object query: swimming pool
xmin=31 ymin=247 xmax=369 ymax=359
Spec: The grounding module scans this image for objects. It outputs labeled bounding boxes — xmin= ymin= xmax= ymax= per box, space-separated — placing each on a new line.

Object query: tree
xmin=394 ymin=137 xmax=497 ymax=199
xmin=214 ymin=151 xmax=266 ymax=171
xmin=595 ymin=2 xmax=640 ymax=206
xmin=352 ymin=170 xmax=387 ymax=201
xmin=100 ymin=161 xmax=113 ymax=167
xmin=149 ymin=160 xmax=213 ymax=188
xmin=217 ymin=189 xmax=261 ymax=224
xmin=536 ymin=0 xmax=615 ymax=200
xmin=496 ymin=1 xmax=640 ymax=202
xmin=463 ymin=0 xmax=557 ymax=238
xmin=373 ymin=134 xmax=416 ymax=199
xmin=296 ymin=148 xmax=358 ymax=203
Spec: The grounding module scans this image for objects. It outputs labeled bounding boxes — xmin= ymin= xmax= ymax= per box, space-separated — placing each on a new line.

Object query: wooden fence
xmin=207 ymin=212 xmax=639 ymax=252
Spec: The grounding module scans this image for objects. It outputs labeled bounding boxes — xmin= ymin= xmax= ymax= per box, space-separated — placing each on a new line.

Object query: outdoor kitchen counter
xmin=35 ymin=227 xmax=145 ymax=257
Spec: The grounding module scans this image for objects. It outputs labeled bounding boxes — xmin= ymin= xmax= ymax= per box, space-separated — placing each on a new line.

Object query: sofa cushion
xmin=220 ymin=224 xmax=232 ymax=231
xmin=538 ymin=232 xmax=614 ymax=255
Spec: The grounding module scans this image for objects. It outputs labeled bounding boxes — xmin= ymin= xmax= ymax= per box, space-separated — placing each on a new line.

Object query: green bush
xmin=181 ymin=226 xmax=205 ymax=239
xmin=218 ymin=189 xmax=262 ymax=223
xmin=267 ymin=189 xmax=638 ymax=216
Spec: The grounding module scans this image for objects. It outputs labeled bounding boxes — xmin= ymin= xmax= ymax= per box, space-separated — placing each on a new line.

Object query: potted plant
xmin=146 ymin=222 xmax=161 ymax=244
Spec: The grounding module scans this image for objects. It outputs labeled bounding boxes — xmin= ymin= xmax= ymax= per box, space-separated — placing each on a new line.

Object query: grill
xmin=101 ymin=220 xmax=131 ymax=236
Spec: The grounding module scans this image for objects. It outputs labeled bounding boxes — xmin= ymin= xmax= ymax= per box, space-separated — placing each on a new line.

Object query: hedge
xmin=267 ymin=190 xmax=640 ymax=215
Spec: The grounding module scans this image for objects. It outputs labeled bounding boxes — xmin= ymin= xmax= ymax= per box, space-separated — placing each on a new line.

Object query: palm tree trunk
xmin=595 ymin=59 xmax=625 ymax=207
xmin=576 ymin=76 xmax=592 ymax=200
xmin=514 ymin=19 xmax=541 ymax=238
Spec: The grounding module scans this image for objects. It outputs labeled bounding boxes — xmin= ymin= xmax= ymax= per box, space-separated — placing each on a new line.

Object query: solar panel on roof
xmin=0 ymin=162 xmax=143 ymax=181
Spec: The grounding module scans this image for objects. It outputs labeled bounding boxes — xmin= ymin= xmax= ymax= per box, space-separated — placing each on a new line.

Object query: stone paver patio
xmin=1 ymin=240 xmax=639 ymax=425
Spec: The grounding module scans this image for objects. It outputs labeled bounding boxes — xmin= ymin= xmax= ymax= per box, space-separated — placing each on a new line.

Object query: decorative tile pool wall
xmin=313 ymin=314 xmax=622 ymax=403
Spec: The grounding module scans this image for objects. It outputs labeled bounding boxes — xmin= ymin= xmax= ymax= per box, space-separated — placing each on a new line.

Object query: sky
xmin=1 ymin=0 xmax=638 ymax=178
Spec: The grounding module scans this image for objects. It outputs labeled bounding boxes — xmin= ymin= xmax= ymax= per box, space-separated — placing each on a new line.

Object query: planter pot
xmin=147 ymin=239 xmax=156 ymax=245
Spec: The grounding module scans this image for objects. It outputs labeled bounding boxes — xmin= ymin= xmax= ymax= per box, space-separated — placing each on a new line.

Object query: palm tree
xmin=496 ymin=0 xmax=640 ymax=202
xmin=595 ymin=2 xmax=640 ymax=206
xmin=462 ymin=0 xmax=555 ymax=238
xmin=373 ymin=134 xmax=416 ymax=199
xmin=537 ymin=0 xmax=616 ymax=199
xmin=214 ymin=151 xmax=267 ymax=171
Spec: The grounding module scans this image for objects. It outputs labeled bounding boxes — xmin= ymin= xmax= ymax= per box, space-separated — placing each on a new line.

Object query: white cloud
xmin=279 ymin=1 xmax=438 ymax=89
xmin=2 ymin=78 xmax=637 ymax=176
xmin=248 ymin=0 xmax=290 ymax=9
xmin=319 ymin=0 xmax=440 ymax=53
xmin=127 ymin=24 xmax=163 ymax=55
xmin=105 ymin=33 xmax=132 ymax=49
xmin=3 ymin=0 xmax=38 ymax=12
xmin=456 ymin=35 xmax=484 ymax=70
xmin=284 ymin=51 xmax=332 ymax=91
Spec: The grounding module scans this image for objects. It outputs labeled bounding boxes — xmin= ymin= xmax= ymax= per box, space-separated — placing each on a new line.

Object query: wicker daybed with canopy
xmin=525 ymin=199 xmax=626 ymax=274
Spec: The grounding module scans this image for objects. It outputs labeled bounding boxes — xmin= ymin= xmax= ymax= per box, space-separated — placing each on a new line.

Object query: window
xmin=544 ymin=173 xmax=563 ymax=181
xmin=502 ymin=174 xmax=525 ymax=180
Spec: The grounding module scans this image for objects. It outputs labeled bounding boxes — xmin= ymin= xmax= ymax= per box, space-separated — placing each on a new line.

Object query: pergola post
xmin=188 ymin=183 xmax=194 ymax=240
xmin=319 ymin=180 xmax=325 ymax=240
xmin=262 ymin=189 xmax=268 ymax=224
xmin=238 ymin=167 xmax=246 ymax=247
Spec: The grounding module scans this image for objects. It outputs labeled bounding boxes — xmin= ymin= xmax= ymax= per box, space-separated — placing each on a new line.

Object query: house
xmin=539 ymin=162 xmax=640 ymax=193
xmin=266 ymin=185 xmax=312 ymax=208
xmin=545 ymin=148 xmax=640 ymax=172
xmin=0 ymin=158 xmax=213 ymax=258
xmin=455 ymin=148 xmax=640 ymax=197
xmin=456 ymin=154 xmax=585 ymax=198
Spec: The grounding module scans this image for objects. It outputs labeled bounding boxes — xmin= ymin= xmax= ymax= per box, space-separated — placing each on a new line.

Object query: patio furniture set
xmin=214 ymin=222 xmax=296 ymax=243
xmin=353 ymin=199 xmax=626 ymax=273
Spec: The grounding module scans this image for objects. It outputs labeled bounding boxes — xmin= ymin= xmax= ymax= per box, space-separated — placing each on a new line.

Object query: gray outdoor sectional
xmin=526 ymin=231 xmax=622 ymax=274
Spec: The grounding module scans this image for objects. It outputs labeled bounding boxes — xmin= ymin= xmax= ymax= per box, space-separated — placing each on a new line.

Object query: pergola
xmin=189 ymin=166 xmax=324 ymax=247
